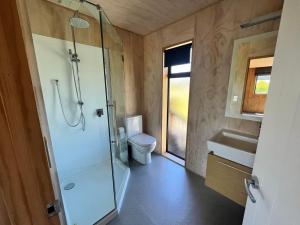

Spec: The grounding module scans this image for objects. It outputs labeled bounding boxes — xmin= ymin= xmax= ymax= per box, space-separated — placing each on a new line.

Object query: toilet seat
xmin=128 ymin=133 xmax=156 ymax=152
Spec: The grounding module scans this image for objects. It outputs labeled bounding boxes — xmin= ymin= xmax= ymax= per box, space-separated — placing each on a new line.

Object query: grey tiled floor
xmin=109 ymin=154 xmax=245 ymax=225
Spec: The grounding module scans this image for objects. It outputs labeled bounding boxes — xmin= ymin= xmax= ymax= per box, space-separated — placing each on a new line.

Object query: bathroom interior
xmin=2 ymin=0 xmax=297 ymax=225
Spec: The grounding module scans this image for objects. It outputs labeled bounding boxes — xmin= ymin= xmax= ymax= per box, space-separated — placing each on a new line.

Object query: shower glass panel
xmin=29 ymin=1 xmax=129 ymax=224
xmin=100 ymin=10 xmax=130 ymax=208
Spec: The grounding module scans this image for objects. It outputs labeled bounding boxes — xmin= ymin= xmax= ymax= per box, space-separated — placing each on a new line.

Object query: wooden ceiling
xmin=52 ymin=0 xmax=220 ymax=35
xmin=95 ymin=0 xmax=220 ymax=35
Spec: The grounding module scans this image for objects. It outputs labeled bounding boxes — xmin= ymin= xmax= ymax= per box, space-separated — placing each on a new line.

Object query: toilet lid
xmin=128 ymin=133 xmax=156 ymax=147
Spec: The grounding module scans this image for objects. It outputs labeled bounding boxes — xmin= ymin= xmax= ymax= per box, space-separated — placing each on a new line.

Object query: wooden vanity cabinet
xmin=205 ymin=152 xmax=252 ymax=206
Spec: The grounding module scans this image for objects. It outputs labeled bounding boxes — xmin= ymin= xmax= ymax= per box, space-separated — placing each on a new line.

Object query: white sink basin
xmin=207 ymin=129 xmax=258 ymax=168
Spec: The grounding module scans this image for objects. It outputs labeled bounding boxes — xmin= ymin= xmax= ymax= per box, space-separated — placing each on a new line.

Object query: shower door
xmin=30 ymin=1 xmax=118 ymax=225
xmin=100 ymin=10 xmax=130 ymax=210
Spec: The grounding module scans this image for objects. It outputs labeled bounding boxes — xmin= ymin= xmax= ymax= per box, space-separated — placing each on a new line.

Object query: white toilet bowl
xmin=128 ymin=133 xmax=156 ymax=164
xmin=126 ymin=115 xmax=156 ymax=165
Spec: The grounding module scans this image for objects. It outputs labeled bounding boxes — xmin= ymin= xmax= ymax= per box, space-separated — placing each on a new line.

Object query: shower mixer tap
xmin=69 ymin=49 xmax=80 ymax=63
xmin=96 ymin=108 xmax=104 ymax=117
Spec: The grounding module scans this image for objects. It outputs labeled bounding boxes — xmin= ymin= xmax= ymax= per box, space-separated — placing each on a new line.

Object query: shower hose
xmin=54 ymin=55 xmax=86 ymax=131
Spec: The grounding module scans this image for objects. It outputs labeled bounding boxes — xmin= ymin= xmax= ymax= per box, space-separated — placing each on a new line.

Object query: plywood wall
xmin=117 ymin=28 xmax=144 ymax=116
xmin=143 ymin=15 xmax=196 ymax=153
xmin=27 ymin=0 xmax=101 ymax=47
xmin=143 ymin=0 xmax=283 ymax=177
xmin=0 ymin=0 xmax=60 ymax=224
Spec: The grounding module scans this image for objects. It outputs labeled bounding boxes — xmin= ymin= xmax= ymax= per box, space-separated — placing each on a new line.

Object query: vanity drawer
xmin=205 ymin=152 xmax=252 ymax=206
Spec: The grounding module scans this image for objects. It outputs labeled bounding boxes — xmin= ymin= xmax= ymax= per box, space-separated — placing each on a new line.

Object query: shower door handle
xmin=43 ymin=137 xmax=52 ymax=168
xmin=107 ymin=101 xmax=119 ymax=147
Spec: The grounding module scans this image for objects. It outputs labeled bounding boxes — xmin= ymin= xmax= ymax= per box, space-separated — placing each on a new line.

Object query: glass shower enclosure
xmin=29 ymin=0 xmax=129 ymax=224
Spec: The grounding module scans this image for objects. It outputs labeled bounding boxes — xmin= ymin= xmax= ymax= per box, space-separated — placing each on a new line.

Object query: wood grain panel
xmin=161 ymin=15 xmax=196 ymax=47
xmin=0 ymin=0 xmax=60 ymax=224
xmin=81 ymin=0 xmax=218 ymax=35
xmin=46 ymin=0 xmax=214 ymax=35
xmin=143 ymin=15 xmax=195 ymax=154
xmin=205 ymin=153 xmax=252 ymax=206
xmin=0 ymin=189 xmax=12 ymax=225
xmin=27 ymin=0 xmax=101 ymax=47
xmin=143 ymin=0 xmax=283 ymax=176
xmin=143 ymin=32 xmax=164 ymax=153
xmin=117 ymin=28 xmax=144 ymax=116
xmin=21 ymin=1 xmax=68 ymax=223
xmin=242 ymin=68 xmax=268 ymax=113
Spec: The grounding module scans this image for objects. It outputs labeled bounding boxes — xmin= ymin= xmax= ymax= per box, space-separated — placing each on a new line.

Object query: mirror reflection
xmin=225 ymin=31 xmax=278 ymax=121
xmin=242 ymin=56 xmax=273 ymax=115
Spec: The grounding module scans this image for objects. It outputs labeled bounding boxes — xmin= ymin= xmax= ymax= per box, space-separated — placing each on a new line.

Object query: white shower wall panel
xmin=33 ymin=34 xmax=111 ymax=177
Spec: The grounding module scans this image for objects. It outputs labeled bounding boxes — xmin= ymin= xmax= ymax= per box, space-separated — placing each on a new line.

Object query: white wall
xmin=33 ymin=34 xmax=111 ymax=177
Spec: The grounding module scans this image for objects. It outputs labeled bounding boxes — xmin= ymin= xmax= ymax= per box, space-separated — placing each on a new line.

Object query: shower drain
xmin=64 ymin=182 xmax=75 ymax=190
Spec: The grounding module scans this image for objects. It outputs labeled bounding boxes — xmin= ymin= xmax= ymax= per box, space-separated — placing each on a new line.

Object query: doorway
xmin=163 ymin=42 xmax=192 ymax=160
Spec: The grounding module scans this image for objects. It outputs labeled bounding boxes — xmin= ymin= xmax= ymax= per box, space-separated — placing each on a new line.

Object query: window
xmin=163 ymin=42 xmax=192 ymax=160
xmin=171 ymin=63 xmax=191 ymax=74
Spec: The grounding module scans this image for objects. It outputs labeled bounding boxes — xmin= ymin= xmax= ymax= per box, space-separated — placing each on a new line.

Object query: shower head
xmin=69 ymin=11 xmax=90 ymax=29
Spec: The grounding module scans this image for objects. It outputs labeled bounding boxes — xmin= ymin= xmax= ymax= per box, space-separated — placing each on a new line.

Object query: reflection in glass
xmin=100 ymin=10 xmax=130 ymax=210
xmin=255 ymin=75 xmax=271 ymax=94
xmin=242 ymin=57 xmax=273 ymax=114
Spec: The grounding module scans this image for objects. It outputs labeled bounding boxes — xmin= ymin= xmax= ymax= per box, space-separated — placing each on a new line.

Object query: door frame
xmin=0 ymin=0 xmax=61 ymax=224
xmin=17 ymin=1 xmax=68 ymax=224
xmin=164 ymin=41 xmax=193 ymax=160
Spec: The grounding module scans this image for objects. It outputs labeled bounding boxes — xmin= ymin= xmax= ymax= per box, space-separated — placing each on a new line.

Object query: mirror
xmin=225 ymin=31 xmax=278 ymax=122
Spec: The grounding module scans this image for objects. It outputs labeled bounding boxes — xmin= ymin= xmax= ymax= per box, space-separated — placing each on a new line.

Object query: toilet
xmin=126 ymin=115 xmax=156 ymax=164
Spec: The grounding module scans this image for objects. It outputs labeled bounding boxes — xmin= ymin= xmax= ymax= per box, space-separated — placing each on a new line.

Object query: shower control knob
xmin=96 ymin=108 xmax=104 ymax=117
